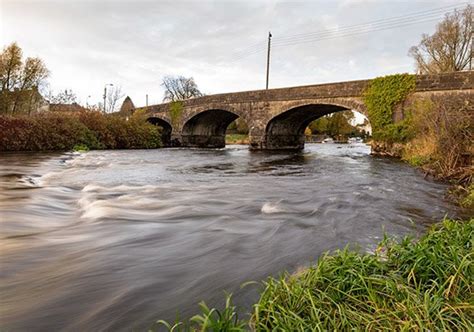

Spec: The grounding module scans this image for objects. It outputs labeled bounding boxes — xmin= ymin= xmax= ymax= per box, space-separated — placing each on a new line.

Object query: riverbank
xmin=362 ymin=73 xmax=473 ymax=209
xmin=225 ymin=134 xmax=249 ymax=145
xmin=371 ymin=139 xmax=473 ymax=209
xmin=0 ymin=111 xmax=162 ymax=151
xmin=157 ymin=218 xmax=474 ymax=331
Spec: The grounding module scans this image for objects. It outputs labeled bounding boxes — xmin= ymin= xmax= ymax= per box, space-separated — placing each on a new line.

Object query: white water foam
xmin=78 ymin=183 xmax=168 ymax=220
xmin=81 ymin=184 xmax=158 ymax=193
xmin=62 ymin=152 xmax=112 ymax=169
xmin=261 ymin=201 xmax=286 ymax=214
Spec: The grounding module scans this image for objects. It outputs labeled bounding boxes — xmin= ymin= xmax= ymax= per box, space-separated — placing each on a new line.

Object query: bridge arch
xmin=147 ymin=117 xmax=173 ymax=147
xmin=181 ymin=108 xmax=246 ymax=148
xmin=264 ymin=99 xmax=367 ymax=150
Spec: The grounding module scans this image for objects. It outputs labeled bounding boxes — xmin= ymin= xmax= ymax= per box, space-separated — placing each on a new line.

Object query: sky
xmin=1 ymin=0 xmax=470 ymax=108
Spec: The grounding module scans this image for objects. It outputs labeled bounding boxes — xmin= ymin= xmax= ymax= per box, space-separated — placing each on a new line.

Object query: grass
xmin=461 ymin=184 xmax=474 ymax=209
xmin=155 ymin=218 xmax=474 ymax=331
xmin=225 ymin=134 xmax=249 ymax=145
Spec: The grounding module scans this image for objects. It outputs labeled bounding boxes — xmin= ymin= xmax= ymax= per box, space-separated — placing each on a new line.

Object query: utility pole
xmin=103 ymin=87 xmax=106 ymax=112
xmin=266 ymin=31 xmax=272 ymax=90
xmin=103 ymin=83 xmax=113 ymax=112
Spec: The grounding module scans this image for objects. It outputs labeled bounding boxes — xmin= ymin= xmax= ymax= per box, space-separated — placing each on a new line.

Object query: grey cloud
xmin=1 ymin=0 xmax=466 ymax=106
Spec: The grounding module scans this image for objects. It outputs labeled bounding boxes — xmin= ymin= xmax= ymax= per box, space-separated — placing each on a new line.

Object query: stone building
xmin=119 ymin=96 xmax=135 ymax=116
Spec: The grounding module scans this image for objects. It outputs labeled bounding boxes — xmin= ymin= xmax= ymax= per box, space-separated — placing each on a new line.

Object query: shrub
xmin=402 ymin=96 xmax=473 ymax=180
xmin=73 ymin=144 xmax=90 ymax=152
xmin=0 ymin=110 xmax=162 ymax=151
xmin=0 ymin=116 xmax=35 ymax=151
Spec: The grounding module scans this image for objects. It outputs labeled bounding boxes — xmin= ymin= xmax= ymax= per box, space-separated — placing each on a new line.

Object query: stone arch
xmin=180 ymin=104 xmax=249 ymax=128
xmin=264 ymin=99 xmax=367 ymax=150
xmin=268 ymin=98 xmax=367 ymax=121
xmin=181 ymin=108 xmax=246 ymax=148
xmin=147 ymin=117 xmax=173 ymax=147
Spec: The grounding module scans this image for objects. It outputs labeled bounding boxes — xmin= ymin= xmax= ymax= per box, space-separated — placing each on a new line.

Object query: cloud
xmin=1 ymin=0 xmax=467 ymax=107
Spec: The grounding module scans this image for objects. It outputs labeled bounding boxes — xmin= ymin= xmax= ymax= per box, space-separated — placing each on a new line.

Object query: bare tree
xmin=0 ymin=42 xmax=49 ymax=114
xmin=161 ymin=75 xmax=203 ymax=102
xmin=106 ymin=85 xmax=125 ymax=113
xmin=47 ymin=89 xmax=77 ymax=104
xmin=409 ymin=5 xmax=473 ymax=74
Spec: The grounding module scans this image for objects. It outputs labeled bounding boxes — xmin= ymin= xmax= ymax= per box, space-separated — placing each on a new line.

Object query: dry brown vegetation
xmin=400 ymin=94 xmax=473 ymax=208
xmin=403 ymin=95 xmax=473 ymax=182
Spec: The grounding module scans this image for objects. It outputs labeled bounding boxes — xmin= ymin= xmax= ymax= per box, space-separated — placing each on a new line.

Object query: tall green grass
xmin=155 ymin=294 xmax=246 ymax=332
xmin=156 ymin=219 xmax=473 ymax=331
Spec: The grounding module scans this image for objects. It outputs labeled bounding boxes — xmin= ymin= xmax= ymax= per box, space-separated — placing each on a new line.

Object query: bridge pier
xmin=181 ymin=135 xmax=226 ymax=148
xmin=249 ymin=135 xmax=305 ymax=150
xmin=262 ymin=135 xmax=305 ymax=150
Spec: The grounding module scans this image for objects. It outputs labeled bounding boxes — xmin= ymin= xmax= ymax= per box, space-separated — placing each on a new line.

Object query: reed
xmin=156 ymin=218 xmax=474 ymax=331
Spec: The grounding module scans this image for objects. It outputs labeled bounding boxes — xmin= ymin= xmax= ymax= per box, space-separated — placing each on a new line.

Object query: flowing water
xmin=0 ymin=144 xmax=465 ymax=331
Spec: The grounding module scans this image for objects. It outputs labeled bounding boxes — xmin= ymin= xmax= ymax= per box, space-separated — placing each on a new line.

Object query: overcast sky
xmin=1 ymin=0 xmax=470 ymax=107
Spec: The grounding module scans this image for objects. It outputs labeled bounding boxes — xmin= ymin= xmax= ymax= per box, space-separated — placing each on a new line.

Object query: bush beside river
xmin=157 ymin=218 xmax=474 ymax=331
xmin=0 ymin=111 xmax=162 ymax=151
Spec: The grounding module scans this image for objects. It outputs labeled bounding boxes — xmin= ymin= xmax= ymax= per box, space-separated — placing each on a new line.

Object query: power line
xmin=232 ymin=40 xmax=267 ymax=57
xmin=273 ymin=3 xmax=467 ymax=43
xmin=227 ymin=46 xmax=267 ymax=63
xmin=272 ymin=16 xmax=447 ymax=48
xmin=225 ymin=3 xmax=469 ymax=63
xmin=228 ymin=15 xmax=442 ymax=63
xmin=273 ymin=14 xmax=447 ymax=46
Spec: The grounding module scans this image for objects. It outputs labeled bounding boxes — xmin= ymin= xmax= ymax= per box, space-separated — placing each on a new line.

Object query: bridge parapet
xmin=141 ymin=71 xmax=472 ymax=112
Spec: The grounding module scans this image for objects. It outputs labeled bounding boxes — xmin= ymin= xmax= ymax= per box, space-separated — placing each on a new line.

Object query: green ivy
xmin=169 ymin=101 xmax=183 ymax=127
xmin=363 ymin=74 xmax=416 ymax=142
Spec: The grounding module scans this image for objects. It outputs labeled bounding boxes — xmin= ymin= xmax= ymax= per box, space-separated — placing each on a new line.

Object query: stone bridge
xmin=133 ymin=71 xmax=473 ymax=150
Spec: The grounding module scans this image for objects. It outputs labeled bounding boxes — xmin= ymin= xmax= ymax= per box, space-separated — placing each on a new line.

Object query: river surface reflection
xmin=0 ymin=144 xmax=464 ymax=331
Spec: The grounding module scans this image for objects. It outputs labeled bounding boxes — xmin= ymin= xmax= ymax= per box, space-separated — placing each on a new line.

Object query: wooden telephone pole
xmin=266 ymin=31 xmax=272 ymax=89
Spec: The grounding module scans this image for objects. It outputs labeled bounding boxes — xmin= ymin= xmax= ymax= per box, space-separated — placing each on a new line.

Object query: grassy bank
xmin=0 ymin=110 xmax=162 ymax=151
xmin=157 ymin=218 xmax=474 ymax=331
xmin=225 ymin=134 xmax=249 ymax=145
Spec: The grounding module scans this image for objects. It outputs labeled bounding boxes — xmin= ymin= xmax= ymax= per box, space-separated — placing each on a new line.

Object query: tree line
xmin=0 ymin=43 xmax=125 ymax=115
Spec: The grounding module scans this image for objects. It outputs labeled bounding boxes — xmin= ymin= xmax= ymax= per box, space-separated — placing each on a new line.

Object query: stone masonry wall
xmin=138 ymin=71 xmax=474 ymax=149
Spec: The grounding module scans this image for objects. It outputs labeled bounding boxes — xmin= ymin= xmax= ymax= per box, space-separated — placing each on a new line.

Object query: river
xmin=0 ymin=144 xmax=464 ymax=331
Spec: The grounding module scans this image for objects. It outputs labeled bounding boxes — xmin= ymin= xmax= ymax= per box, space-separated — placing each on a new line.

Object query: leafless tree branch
xmin=409 ymin=5 xmax=473 ymax=74
xmin=161 ymin=75 xmax=203 ymax=102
